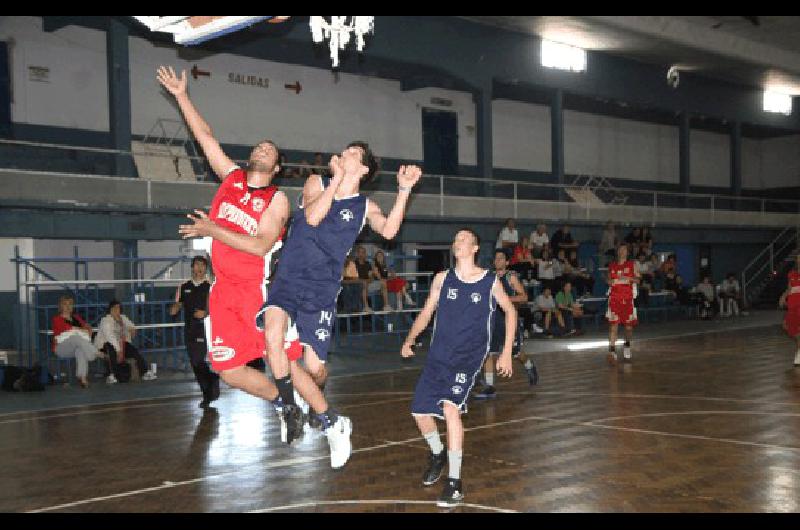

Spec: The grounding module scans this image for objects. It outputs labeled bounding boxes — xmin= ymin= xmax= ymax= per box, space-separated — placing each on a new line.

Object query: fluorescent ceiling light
xmin=541 ymin=39 xmax=586 ymax=72
xmin=763 ymin=90 xmax=793 ymax=115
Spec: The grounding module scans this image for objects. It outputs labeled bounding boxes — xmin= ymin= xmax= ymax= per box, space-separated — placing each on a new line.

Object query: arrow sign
xmin=284 ymin=81 xmax=302 ymax=94
xmin=191 ymin=65 xmax=211 ymax=80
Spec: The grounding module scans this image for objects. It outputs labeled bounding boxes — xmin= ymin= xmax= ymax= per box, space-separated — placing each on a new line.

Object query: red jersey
xmin=608 ymin=260 xmax=636 ymax=298
xmin=208 ymin=167 xmax=281 ymax=283
xmin=788 ymin=270 xmax=800 ymax=308
xmin=51 ymin=313 xmax=88 ymax=352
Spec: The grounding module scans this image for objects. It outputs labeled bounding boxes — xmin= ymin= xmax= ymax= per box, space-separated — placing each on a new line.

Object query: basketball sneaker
xmin=422 ymin=450 xmax=447 ymax=486
xmin=281 ymin=404 xmax=305 ymax=445
xmin=437 ymin=478 xmax=465 ymax=508
xmin=527 ymin=364 xmax=539 ymax=386
xmin=473 ymin=385 xmax=496 ymax=400
xmin=607 ymin=351 xmax=618 ymax=366
xmin=623 ymin=345 xmax=632 ymax=361
xmin=325 ymin=415 xmax=352 ymax=469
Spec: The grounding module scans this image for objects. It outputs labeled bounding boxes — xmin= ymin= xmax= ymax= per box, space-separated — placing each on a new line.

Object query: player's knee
xmin=311 ymin=364 xmax=328 ymax=386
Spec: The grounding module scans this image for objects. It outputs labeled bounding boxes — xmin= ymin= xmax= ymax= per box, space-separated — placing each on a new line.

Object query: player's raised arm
xmin=157 ymin=65 xmax=236 ymax=181
xmin=303 ymin=156 xmax=346 ymax=227
xmin=367 ymin=165 xmax=422 ymax=240
xmin=401 ymin=271 xmax=445 ymax=358
xmin=178 ymin=191 xmax=290 ymax=257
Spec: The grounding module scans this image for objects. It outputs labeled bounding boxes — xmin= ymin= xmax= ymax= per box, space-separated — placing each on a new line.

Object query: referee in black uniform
xmin=170 ymin=255 xmax=220 ymax=408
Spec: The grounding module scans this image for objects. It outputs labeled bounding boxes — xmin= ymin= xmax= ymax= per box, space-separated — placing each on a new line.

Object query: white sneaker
xmin=794 ymin=350 xmax=800 ymax=367
xmin=325 ymin=416 xmax=353 ymax=469
xmin=623 ymin=346 xmax=632 ymax=360
xmin=523 ymin=330 xmax=531 ymax=339
xmin=142 ymin=371 xmax=157 ymax=381
xmin=404 ymin=296 xmax=416 ymax=307
xmin=532 ymin=324 xmax=544 ymax=334
xmin=106 ymin=374 xmax=118 ymax=384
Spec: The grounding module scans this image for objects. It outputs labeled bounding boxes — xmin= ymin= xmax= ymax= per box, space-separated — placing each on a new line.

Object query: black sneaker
xmin=473 ymin=386 xmax=496 ymax=400
xmin=209 ymin=382 xmax=220 ymax=403
xmin=198 ymin=397 xmax=211 ymax=409
xmin=422 ymin=451 xmax=446 ymax=486
xmin=437 ymin=478 xmax=465 ymax=508
xmin=282 ymin=404 xmax=305 ymax=444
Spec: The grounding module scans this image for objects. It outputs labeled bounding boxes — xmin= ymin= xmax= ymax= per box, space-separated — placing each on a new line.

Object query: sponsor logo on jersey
xmin=252 ymin=197 xmax=265 ymax=212
xmin=210 ymin=346 xmax=236 ymax=362
xmin=451 ymin=385 xmax=463 ymax=395
xmin=339 ymin=209 xmax=354 ymax=222
xmin=213 ymin=337 xmax=224 ymax=346
xmin=233 ymin=182 xmax=244 ymax=190
xmin=471 ymin=293 xmax=482 ymax=304
xmin=217 ymin=202 xmax=258 ymax=236
xmin=315 ymin=328 xmax=331 ymax=341
xmin=447 ymin=288 xmax=458 ymax=300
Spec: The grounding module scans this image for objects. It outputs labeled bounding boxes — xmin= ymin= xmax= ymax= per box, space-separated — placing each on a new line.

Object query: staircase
xmin=570 ymin=175 xmax=628 ymax=206
xmin=132 ymin=119 xmax=204 ymax=182
xmin=742 ymin=226 xmax=800 ymax=308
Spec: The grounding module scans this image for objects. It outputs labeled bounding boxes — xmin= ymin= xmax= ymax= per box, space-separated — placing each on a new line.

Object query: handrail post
xmin=710 ymin=195 xmax=715 ymax=223
xmin=653 ymin=192 xmax=657 ymax=225
xmin=513 ymin=182 xmax=518 ymax=219
xmin=439 ymin=176 xmax=444 ymax=216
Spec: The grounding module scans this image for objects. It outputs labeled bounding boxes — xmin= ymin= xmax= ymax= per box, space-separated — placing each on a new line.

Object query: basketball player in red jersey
xmin=778 ymin=254 xmax=800 ymax=367
xmin=157 ymin=66 xmax=296 ymax=426
xmin=606 ymin=242 xmax=639 ymax=365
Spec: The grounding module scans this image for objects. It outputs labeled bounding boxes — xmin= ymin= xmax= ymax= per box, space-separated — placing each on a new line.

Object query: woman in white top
xmin=537 ymin=248 xmax=557 ymax=294
xmin=496 ymin=218 xmax=519 ymax=250
xmin=95 ymin=300 xmax=156 ymax=383
xmin=529 ymin=224 xmax=549 ymax=259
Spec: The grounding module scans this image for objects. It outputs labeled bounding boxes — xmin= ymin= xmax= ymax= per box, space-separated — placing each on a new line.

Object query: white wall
xmin=492 ymin=99 xmax=550 ymax=172
xmin=0 ymin=17 xmax=109 ymax=131
xmin=0 ymin=238 xmax=33 ymax=292
xmin=690 ymin=130 xmax=730 ymax=188
xmin=743 ymin=135 xmax=800 ymax=189
xmin=564 ymin=110 xmax=679 ymax=184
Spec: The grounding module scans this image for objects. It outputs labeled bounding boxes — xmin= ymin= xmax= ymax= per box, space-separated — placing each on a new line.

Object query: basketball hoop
xmin=309 ymin=16 xmax=374 ymax=68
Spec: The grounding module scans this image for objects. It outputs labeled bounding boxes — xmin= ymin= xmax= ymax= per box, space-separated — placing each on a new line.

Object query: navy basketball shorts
xmin=489 ymin=314 xmax=523 ymax=357
xmin=411 ymin=350 xmax=486 ymax=418
xmin=256 ymin=280 xmax=337 ymax=362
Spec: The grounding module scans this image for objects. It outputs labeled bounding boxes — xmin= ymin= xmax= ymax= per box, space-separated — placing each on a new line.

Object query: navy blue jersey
xmin=412 ymin=268 xmax=497 ymax=417
xmin=490 ymin=270 xmax=523 ymax=355
xmin=272 ymin=175 xmax=368 ymax=302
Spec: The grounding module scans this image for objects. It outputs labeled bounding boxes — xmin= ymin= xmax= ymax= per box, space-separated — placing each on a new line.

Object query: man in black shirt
xmin=550 ymin=225 xmax=579 ymax=256
xmin=170 ymin=256 xmax=219 ymax=408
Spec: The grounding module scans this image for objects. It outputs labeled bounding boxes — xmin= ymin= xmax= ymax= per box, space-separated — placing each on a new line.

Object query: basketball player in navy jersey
xmin=474 ymin=249 xmax=538 ymax=400
xmin=401 ymin=229 xmax=517 ymax=508
xmin=253 ymin=146 xmax=422 ymax=468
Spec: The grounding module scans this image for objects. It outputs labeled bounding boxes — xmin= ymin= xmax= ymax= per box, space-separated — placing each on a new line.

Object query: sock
xmin=424 ymin=431 xmax=444 ymax=455
xmin=447 ymin=450 xmax=463 ymax=480
xmin=485 ymin=371 xmax=495 ymax=387
xmin=275 ymin=376 xmax=296 ymax=406
xmin=524 ymin=359 xmax=533 ymax=370
xmin=317 ymin=408 xmax=339 ymax=430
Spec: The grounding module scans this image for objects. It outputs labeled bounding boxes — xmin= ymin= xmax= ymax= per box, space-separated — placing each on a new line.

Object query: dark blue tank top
xmin=273 ymin=176 xmax=368 ymax=299
xmin=429 ymin=268 xmax=497 ymax=365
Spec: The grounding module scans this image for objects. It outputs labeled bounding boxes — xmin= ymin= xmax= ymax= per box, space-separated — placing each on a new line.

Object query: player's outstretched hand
xmin=157 ymin=66 xmax=187 ymax=98
xmin=496 ymin=353 xmax=513 ymax=378
xmin=401 ymin=341 xmax=416 ymax=358
xmin=179 ymin=210 xmax=215 ymax=239
xmin=397 ymin=165 xmax=422 ymax=190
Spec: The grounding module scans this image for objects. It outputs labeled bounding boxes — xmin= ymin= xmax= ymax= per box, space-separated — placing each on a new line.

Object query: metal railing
xmin=741 ymin=225 xmax=799 ymax=304
xmin=2 ymin=138 xmax=800 ymax=223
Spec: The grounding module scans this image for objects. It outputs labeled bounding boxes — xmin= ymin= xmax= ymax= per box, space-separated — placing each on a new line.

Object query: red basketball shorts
xmin=606 ymin=295 xmax=638 ymax=326
xmin=206 ymin=279 xmax=266 ymax=372
xmin=784 ymin=304 xmax=800 ymax=337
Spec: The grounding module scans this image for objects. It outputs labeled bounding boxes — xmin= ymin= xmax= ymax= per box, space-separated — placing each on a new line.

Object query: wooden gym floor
xmin=2 ymin=323 xmax=800 ymax=513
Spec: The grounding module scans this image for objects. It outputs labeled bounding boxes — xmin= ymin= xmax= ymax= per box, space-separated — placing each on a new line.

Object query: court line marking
xmin=26 ymin=403 xmax=800 ymax=513
xmin=247 ymin=500 xmax=518 ymax=513
xmin=585 ymin=410 xmax=800 ymax=425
